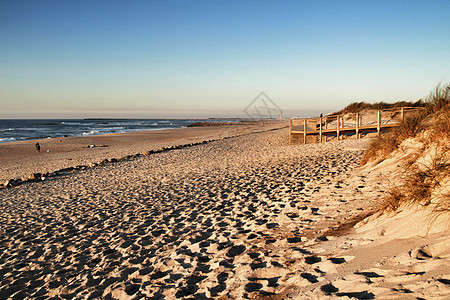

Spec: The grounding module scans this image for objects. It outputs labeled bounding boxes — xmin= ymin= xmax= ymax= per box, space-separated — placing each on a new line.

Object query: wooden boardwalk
xmin=289 ymin=107 xmax=424 ymax=145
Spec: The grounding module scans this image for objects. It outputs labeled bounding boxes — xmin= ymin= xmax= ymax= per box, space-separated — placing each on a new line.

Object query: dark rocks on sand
xmin=4 ymin=179 xmax=22 ymax=187
xmin=28 ymin=173 xmax=42 ymax=181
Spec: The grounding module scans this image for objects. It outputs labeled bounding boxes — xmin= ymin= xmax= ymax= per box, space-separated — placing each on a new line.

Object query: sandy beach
xmin=0 ymin=126 xmax=448 ymax=299
xmin=0 ymin=121 xmax=286 ymax=184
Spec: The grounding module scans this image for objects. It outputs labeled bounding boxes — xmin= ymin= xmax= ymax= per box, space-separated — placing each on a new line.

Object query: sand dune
xmin=0 ymin=127 xmax=448 ymax=299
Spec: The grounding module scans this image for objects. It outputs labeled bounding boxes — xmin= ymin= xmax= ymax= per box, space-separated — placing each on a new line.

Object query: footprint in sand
xmin=301 ymin=272 xmax=319 ymax=283
xmin=226 ymin=245 xmax=246 ymax=257
xmin=305 ymin=256 xmax=322 ymax=265
xmin=328 ymin=257 xmax=346 ymax=264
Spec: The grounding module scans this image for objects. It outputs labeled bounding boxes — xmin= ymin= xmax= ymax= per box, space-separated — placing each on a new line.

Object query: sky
xmin=1 ymin=0 xmax=449 ymax=119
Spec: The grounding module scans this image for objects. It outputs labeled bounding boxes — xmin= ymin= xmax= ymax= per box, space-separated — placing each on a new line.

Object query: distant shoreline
xmin=0 ymin=118 xmax=284 ymax=144
xmin=0 ymin=120 xmax=288 ymax=183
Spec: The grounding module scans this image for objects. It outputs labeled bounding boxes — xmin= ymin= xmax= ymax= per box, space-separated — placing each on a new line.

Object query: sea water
xmin=0 ymin=119 xmax=202 ymax=144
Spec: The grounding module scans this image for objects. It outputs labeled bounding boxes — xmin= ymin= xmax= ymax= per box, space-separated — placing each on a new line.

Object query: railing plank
xmin=289 ymin=107 xmax=424 ymax=144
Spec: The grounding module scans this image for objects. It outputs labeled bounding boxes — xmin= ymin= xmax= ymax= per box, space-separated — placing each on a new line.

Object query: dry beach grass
xmin=361 ymin=83 xmax=450 ymax=216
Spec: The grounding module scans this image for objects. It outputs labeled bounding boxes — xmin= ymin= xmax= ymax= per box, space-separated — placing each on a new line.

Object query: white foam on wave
xmin=82 ymin=130 xmax=100 ymax=136
xmin=62 ymin=122 xmax=86 ymax=126
xmin=102 ymin=127 xmax=125 ymax=130
xmin=0 ymin=137 xmax=17 ymax=143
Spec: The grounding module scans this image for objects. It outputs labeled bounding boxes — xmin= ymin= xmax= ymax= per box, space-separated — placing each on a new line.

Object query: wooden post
xmin=289 ymin=119 xmax=293 ymax=145
xmin=356 ymin=113 xmax=359 ymax=139
xmin=377 ymin=110 xmax=381 ymax=136
xmin=313 ymin=120 xmax=317 ymax=143
xmin=319 ymin=116 xmax=323 ymax=143
xmin=324 ymin=117 xmax=328 ymax=142
xmin=401 ymin=107 xmax=405 ymax=122
xmin=337 ymin=116 xmax=340 ymax=141
xmin=303 ymin=119 xmax=307 ymax=144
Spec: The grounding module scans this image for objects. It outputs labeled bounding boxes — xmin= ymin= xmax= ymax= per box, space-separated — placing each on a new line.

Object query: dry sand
xmin=0 ymin=126 xmax=448 ymax=299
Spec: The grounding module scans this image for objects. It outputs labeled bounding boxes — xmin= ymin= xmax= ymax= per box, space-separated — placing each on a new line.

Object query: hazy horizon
xmin=0 ymin=106 xmax=324 ymax=120
xmin=1 ymin=0 xmax=449 ymax=119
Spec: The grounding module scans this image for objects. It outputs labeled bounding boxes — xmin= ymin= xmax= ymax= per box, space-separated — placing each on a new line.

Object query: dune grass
xmin=361 ymin=83 xmax=450 ymax=214
xmin=331 ymin=99 xmax=425 ymax=116
xmin=382 ymin=146 xmax=450 ymax=211
xmin=361 ymin=83 xmax=449 ymax=165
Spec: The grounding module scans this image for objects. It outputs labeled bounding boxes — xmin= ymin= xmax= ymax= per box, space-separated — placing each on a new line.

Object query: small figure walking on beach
xmin=35 ymin=142 xmax=40 ymax=153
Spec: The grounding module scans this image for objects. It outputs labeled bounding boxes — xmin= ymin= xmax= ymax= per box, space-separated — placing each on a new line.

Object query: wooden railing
xmin=289 ymin=107 xmax=425 ymax=144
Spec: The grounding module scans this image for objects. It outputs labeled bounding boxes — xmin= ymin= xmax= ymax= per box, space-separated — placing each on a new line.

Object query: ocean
xmin=0 ymin=119 xmax=206 ymax=144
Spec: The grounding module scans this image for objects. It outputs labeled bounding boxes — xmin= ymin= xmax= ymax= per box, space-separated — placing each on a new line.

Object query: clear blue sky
xmin=1 ymin=0 xmax=449 ymax=118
